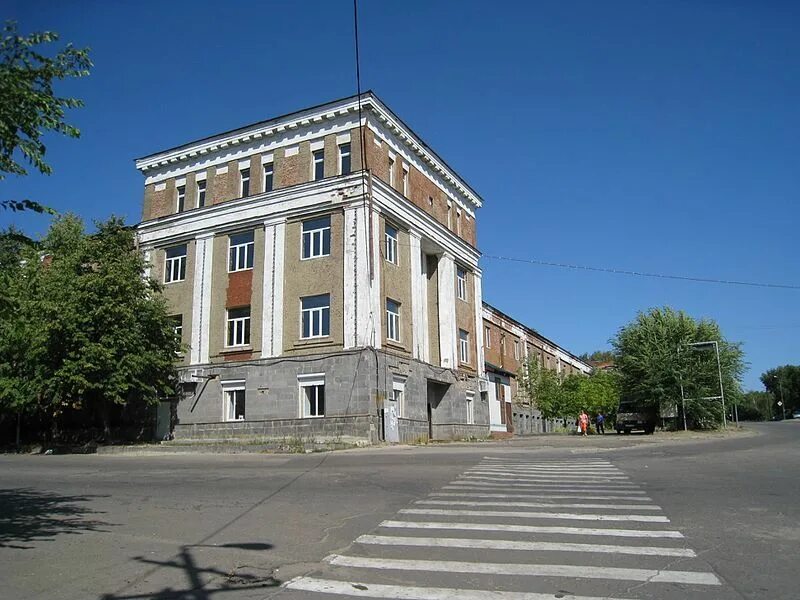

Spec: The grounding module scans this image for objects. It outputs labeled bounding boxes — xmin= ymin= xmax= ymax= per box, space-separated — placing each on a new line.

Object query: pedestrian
xmin=596 ymin=412 xmax=605 ymax=435
xmin=579 ymin=410 xmax=590 ymax=436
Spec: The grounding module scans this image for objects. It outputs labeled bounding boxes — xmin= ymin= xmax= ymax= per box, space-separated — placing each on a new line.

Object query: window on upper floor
xmin=456 ymin=266 xmax=467 ymax=301
xmin=171 ymin=314 xmax=183 ymax=342
xmin=313 ymin=149 xmax=325 ymax=181
xmin=302 ymin=216 xmax=331 ymax=259
xmin=263 ymin=162 xmax=274 ymax=192
xmin=402 ymin=165 xmax=409 ymax=196
xmin=228 ymin=231 xmax=254 ymax=272
xmin=176 ymin=185 xmax=186 ymax=212
xmin=456 ymin=208 xmax=462 ymax=236
xmin=386 ymin=298 xmax=401 ymax=342
xmin=301 ymin=294 xmax=330 ymax=339
xmin=485 ymin=325 xmax=491 ymax=348
xmin=446 ymin=200 xmax=453 ymax=230
xmin=500 ymin=334 xmax=506 ymax=355
xmin=196 ymin=180 xmax=207 ymax=208
xmin=514 ymin=340 xmax=520 ymax=360
xmin=164 ymin=244 xmax=187 ymax=284
xmin=385 ymin=223 xmax=398 ymax=265
xmin=459 ymin=329 xmax=470 ymax=364
xmin=339 ymin=142 xmax=351 ymax=175
xmin=226 ymin=306 xmax=251 ymax=347
xmin=240 ymin=168 xmax=250 ymax=197
xmin=388 ymin=156 xmax=395 ymax=186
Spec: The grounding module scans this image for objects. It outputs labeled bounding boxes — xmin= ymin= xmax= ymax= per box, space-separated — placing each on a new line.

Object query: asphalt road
xmin=0 ymin=421 xmax=797 ymax=600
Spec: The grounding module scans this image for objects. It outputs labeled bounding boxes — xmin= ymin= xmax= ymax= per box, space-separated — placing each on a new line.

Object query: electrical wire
xmin=481 ymin=254 xmax=800 ymax=290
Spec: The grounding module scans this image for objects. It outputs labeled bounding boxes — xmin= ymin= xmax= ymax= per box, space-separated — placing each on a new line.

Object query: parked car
xmin=791 ymin=409 xmax=800 ymax=419
xmin=615 ymin=400 xmax=657 ymax=434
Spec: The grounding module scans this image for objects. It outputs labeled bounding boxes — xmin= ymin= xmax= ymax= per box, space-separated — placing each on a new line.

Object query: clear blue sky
xmin=4 ymin=1 xmax=798 ymax=390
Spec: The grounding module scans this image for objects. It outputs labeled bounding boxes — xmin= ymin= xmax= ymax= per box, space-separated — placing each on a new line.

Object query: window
xmin=228 ymin=231 xmax=254 ymax=272
xmin=466 ymin=390 xmax=475 ymax=424
xmin=385 ymin=223 xmax=398 ymax=265
xmin=428 ymin=196 xmax=433 ymax=207
xmin=164 ymin=245 xmax=187 ymax=283
xmin=514 ymin=340 xmax=520 ymax=360
xmin=388 ymin=156 xmax=395 ymax=186
xmin=456 ymin=266 xmax=467 ymax=301
xmin=402 ymin=165 xmax=409 ymax=196
xmin=226 ymin=307 xmax=251 ymax=347
xmin=263 ymin=162 xmax=274 ymax=192
xmin=339 ymin=143 xmax=351 ymax=175
xmin=485 ymin=326 xmax=491 ymax=348
xmin=456 ymin=208 xmax=462 ymax=236
xmin=299 ymin=374 xmax=325 ymax=417
xmin=196 ymin=179 xmax=207 ymax=208
xmin=500 ymin=334 xmax=506 ymax=355
xmin=176 ymin=185 xmax=186 ymax=212
xmin=302 ymin=216 xmax=331 ymax=259
xmin=386 ymin=299 xmax=400 ymax=342
xmin=223 ymin=384 xmax=246 ymax=421
xmin=313 ymin=149 xmax=325 ymax=181
xmin=459 ymin=329 xmax=470 ymax=364
xmin=240 ymin=168 xmax=250 ymax=197
xmin=446 ymin=200 xmax=452 ymax=229
xmin=171 ymin=315 xmax=183 ymax=340
xmin=392 ymin=376 xmax=406 ymax=418
xmin=301 ymin=294 xmax=330 ymax=338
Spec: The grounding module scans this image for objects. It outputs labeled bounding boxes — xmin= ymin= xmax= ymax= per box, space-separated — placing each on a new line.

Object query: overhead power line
xmin=481 ymin=254 xmax=800 ymax=290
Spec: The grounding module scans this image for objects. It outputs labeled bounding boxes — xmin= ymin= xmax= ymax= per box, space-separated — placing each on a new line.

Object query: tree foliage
xmin=578 ymin=350 xmax=615 ymax=363
xmin=760 ymin=365 xmax=800 ymax=415
xmin=612 ymin=306 xmax=745 ymax=429
xmin=0 ymin=216 xmax=181 ymax=439
xmin=0 ymin=21 xmax=91 ymax=213
xmin=738 ymin=391 xmax=772 ymax=421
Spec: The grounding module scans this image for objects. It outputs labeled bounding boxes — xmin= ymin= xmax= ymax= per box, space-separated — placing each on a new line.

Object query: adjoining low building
xmin=482 ymin=302 xmax=592 ymax=436
xmin=136 ymin=92 xmax=487 ymax=444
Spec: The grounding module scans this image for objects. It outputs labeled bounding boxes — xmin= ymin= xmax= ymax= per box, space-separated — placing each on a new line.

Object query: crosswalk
xmin=282 ymin=457 xmax=728 ymax=599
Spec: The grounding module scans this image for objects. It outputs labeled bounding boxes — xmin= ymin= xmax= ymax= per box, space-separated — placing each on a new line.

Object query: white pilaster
xmin=190 ymin=233 xmax=214 ymax=365
xmin=437 ymin=252 xmax=457 ymax=369
xmin=344 ymin=204 xmax=371 ymax=348
xmin=473 ymin=268 xmax=485 ymax=378
xmin=262 ymin=218 xmax=286 ymax=357
xmin=369 ymin=206 xmax=382 ymax=349
xmin=408 ymin=230 xmax=427 ymax=361
xmin=142 ymin=246 xmax=154 ymax=280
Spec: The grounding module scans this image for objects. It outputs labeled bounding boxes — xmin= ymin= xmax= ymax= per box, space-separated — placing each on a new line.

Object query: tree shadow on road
xmin=0 ymin=487 xmax=111 ymax=549
xmin=99 ymin=543 xmax=281 ymax=600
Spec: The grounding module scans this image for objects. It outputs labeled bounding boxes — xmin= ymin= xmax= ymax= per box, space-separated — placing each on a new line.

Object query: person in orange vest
xmin=579 ymin=410 xmax=590 ymax=436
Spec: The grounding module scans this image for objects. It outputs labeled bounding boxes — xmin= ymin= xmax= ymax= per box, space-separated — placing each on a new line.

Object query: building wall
xmin=379 ymin=214 xmax=413 ymax=354
xmin=154 ymin=240 xmax=196 ymax=367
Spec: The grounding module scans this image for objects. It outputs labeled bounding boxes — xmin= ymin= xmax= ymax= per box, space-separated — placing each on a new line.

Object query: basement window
xmin=299 ymin=374 xmax=325 ymax=417
xmin=223 ymin=381 xmax=246 ymax=421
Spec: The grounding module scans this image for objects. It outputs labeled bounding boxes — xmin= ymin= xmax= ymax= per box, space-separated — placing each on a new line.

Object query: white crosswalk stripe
xmin=280 ymin=458 xmax=725 ymax=598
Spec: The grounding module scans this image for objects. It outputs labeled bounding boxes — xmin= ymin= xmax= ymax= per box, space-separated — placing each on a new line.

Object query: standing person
xmin=596 ymin=412 xmax=605 ymax=435
xmin=579 ymin=410 xmax=590 ymax=436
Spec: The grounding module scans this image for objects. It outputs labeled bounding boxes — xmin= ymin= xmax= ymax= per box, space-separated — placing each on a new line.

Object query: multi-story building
xmin=482 ymin=302 xmax=592 ymax=436
xmin=135 ymin=92 xmax=486 ymax=443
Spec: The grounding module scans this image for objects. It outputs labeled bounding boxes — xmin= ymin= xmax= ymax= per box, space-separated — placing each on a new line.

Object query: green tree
xmin=0 ymin=216 xmax=181 ymax=440
xmin=738 ymin=391 xmax=772 ymax=421
xmin=761 ymin=365 xmax=800 ymax=416
xmin=0 ymin=21 xmax=91 ymax=213
xmin=578 ymin=350 xmax=615 ymax=363
xmin=612 ymin=306 xmax=745 ymax=429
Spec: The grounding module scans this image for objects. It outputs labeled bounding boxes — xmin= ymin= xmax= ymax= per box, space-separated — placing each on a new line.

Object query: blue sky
xmin=3 ymin=1 xmax=798 ymax=389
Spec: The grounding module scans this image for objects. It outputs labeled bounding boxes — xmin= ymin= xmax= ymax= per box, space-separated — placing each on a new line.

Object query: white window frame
xmin=456 ymin=266 xmax=467 ymax=301
xmin=446 ymin=200 xmax=453 ymax=230
xmin=402 ymin=165 xmax=409 ymax=196
xmin=388 ymin=156 xmax=395 ymax=186
xmin=459 ymin=329 xmax=470 ymax=364
xmin=171 ymin=314 xmax=183 ymax=340
xmin=298 ymin=374 xmax=325 ymax=418
xmin=164 ymin=245 xmax=187 ymax=284
xmin=392 ymin=376 xmax=406 ymax=419
xmin=239 ymin=167 xmax=250 ymax=197
xmin=226 ymin=307 xmax=251 ymax=348
xmin=312 ymin=149 xmax=325 ymax=181
xmin=301 ymin=216 xmax=331 ymax=260
xmin=466 ymin=390 xmax=475 ymax=424
xmin=228 ymin=231 xmax=255 ymax=273
xmin=262 ymin=162 xmax=274 ymax=192
xmin=339 ymin=142 xmax=351 ymax=175
xmin=196 ymin=179 xmax=207 ymax=208
xmin=456 ymin=208 xmax=462 ymax=236
xmin=514 ymin=340 xmax=520 ymax=360
xmin=485 ymin=326 xmax=491 ymax=348
xmin=176 ymin=185 xmax=186 ymax=212
xmin=386 ymin=298 xmax=401 ymax=343
xmin=385 ymin=223 xmax=398 ymax=265
xmin=301 ymin=294 xmax=330 ymax=339
xmin=222 ymin=380 xmax=246 ymax=422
